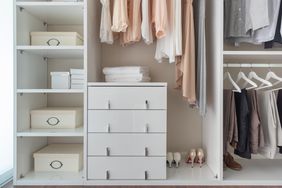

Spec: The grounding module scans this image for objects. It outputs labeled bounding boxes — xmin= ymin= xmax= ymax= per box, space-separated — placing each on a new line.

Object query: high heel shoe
xmin=167 ymin=152 xmax=173 ymax=168
xmin=195 ymin=148 xmax=205 ymax=168
xmin=186 ymin=149 xmax=196 ymax=168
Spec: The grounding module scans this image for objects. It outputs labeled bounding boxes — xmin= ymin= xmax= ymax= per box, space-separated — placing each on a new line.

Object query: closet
xmin=13 ymin=0 xmax=282 ymax=186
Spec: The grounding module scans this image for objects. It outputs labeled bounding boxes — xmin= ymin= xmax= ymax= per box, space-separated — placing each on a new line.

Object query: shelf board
xmin=15 ymin=170 xmax=83 ymax=186
xmin=17 ymin=127 xmax=83 ymax=137
xmin=17 ymin=89 xmax=84 ymax=94
xmin=17 ymin=46 xmax=84 ymax=58
xmin=88 ymin=82 xmax=168 ymax=87
xmin=223 ymin=159 xmax=282 ymax=185
xmin=223 ymin=51 xmax=282 ymax=60
xmin=16 ymin=2 xmax=84 ymax=25
xmin=86 ymin=161 xmax=218 ymax=186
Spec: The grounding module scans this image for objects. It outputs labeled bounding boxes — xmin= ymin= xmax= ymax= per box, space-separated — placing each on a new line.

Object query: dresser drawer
xmin=88 ymin=157 xmax=166 ymax=180
xmin=88 ymin=110 xmax=166 ymax=133
xmin=88 ymin=87 xmax=167 ymax=110
xmin=88 ymin=134 xmax=166 ymax=156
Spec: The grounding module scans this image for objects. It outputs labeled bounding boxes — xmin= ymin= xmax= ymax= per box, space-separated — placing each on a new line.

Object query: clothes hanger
xmin=224 ymin=65 xmax=241 ymax=93
xmin=242 ymin=64 xmax=272 ymax=90
xmin=236 ymin=65 xmax=257 ymax=90
xmin=259 ymin=65 xmax=282 ymax=90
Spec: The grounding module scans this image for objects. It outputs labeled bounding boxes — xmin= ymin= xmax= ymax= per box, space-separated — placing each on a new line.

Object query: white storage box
xmin=34 ymin=144 xmax=83 ymax=172
xmin=31 ymin=107 xmax=83 ymax=129
xmin=51 ymin=72 xmax=70 ymax=89
xmin=31 ymin=32 xmax=83 ymax=46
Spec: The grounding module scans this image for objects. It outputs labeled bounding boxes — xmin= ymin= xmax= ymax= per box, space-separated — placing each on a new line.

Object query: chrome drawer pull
xmin=106 ymin=170 xmax=110 ymax=180
xmin=106 ymin=147 xmax=110 ymax=156
xmin=145 ymin=147 xmax=148 ymax=157
xmin=107 ymin=100 xmax=111 ymax=109
xmin=145 ymin=171 xmax=148 ymax=180
xmin=145 ymin=124 xmax=149 ymax=133
xmin=107 ymin=124 xmax=111 ymax=133
xmin=145 ymin=100 xmax=149 ymax=109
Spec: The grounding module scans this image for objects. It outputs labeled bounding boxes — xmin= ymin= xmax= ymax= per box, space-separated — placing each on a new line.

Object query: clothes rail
xmin=224 ymin=64 xmax=282 ymax=68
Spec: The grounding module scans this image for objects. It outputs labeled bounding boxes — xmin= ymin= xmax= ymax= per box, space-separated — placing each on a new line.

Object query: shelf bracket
xmin=19 ymin=7 xmax=24 ymax=12
xmin=19 ymin=93 xmax=23 ymax=97
xmin=19 ymin=50 xmax=24 ymax=55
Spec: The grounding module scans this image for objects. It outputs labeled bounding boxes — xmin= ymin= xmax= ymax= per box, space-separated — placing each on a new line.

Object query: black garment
xmin=265 ymin=1 xmax=282 ymax=49
xmin=277 ymin=90 xmax=282 ymax=154
xmin=234 ymin=89 xmax=251 ymax=159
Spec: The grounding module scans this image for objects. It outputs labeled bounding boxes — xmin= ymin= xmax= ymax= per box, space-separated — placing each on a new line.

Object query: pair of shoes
xmin=167 ymin=152 xmax=181 ymax=168
xmin=224 ymin=152 xmax=242 ymax=171
xmin=186 ymin=148 xmax=205 ymax=168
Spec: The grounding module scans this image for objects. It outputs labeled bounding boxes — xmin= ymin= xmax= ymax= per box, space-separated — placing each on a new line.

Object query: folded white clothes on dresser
xmin=103 ymin=66 xmax=149 ymax=75
xmin=105 ymin=76 xmax=151 ymax=82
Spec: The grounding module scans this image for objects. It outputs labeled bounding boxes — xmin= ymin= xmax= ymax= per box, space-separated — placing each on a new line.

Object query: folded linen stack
xmin=70 ymin=69 xmax=85 ymax=89
xmin=103 ymin=66 xmax=151 ymax=82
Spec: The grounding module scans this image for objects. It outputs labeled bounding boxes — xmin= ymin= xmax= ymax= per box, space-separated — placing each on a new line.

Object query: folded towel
xmin=103 ymin=66 xmax=149 ymax=75
xmin=71 ymin=74 xmax=85 ymax=80
xmin=70 ymin=69 xmax=85 ymax=75
xmin=71 ymin=79 xmax=85 ymax=84
xmin=71 ymin=84 xmax=84 ymax=89
xmin=105 ymin=73 xmax=149 ymax=80
xmin=105 ymin=76 xmax=151 ymax=82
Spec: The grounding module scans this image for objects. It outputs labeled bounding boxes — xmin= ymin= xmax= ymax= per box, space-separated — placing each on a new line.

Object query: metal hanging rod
xmin=224 ymin=64 xmax=282 ymax=68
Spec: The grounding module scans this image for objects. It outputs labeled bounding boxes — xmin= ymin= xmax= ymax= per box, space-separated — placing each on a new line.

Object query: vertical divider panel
xmin=202 ymin=0 xmax=224 ymax=180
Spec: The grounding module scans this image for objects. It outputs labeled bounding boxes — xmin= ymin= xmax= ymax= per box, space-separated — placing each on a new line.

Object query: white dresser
xmin=87 ymin=83 xmax=167 ymax=180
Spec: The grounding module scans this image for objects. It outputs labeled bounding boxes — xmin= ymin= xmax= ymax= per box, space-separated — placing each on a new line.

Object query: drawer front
xmin=88 ymin=134 xmax=166 ymax=156
xmin=88 ymin=157 xmax=166 ymax=180
xmin=88 ymin=110 xmax=166 ymax=133
xmin=88 ymin=87 xmax=167 ymax=110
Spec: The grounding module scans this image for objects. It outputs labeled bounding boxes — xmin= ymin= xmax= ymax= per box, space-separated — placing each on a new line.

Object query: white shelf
xmin=85 ymin=162 xmax=218 ymax=186
xmin=88 ymin=82 xmax=168 ymax=87
xmin=223 ymin=159 xmax=282 ymax=185
xmin=14 ymin=170 xmax=83 ymax=186
xmin=17 ymin=89 xmax=84 ymax=94
xmin=17 ymin=46 xmax=84 ymax=58
xmin=17 ymin=127 xmax=83 ymax=137
xmin=223 ymin=51 xmax=282 ymax=60
xmin=16 ymin=2 xmax=84 ymax=25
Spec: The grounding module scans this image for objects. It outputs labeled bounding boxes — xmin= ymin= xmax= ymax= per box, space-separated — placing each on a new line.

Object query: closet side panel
xmin=87 ymin=0 xmax=102 ymax=82
xmin=202 ymin=0 xmax=224 ymax=180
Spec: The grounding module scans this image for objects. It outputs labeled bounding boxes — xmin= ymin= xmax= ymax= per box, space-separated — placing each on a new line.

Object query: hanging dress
xmin=111 ymin=0 xmax=129 ymax=32
xmin=141 ymin=0 xmax=154 ymax=44
xmin=100 ymin=0 xmax=114 ymax=44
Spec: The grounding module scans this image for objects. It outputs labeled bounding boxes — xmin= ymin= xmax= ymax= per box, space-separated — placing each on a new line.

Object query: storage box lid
xmin=33 ymin=144 xmax=83 ymax=158
xmin=30 ymin=32 xmax=83 ymax=41
xmin=50 ymin=72 xmax=70 ymax=76
xmin=31 ymin=107 xmax=82 ymax=114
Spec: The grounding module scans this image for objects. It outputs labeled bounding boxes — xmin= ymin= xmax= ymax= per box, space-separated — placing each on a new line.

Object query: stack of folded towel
xmin=103 ymin=66 xmax=151 ymax=82
xmin=70 ymin=69 xmax=85 ymax=89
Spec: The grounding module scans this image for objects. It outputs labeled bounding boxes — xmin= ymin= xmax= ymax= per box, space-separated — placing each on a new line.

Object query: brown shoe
xmin=224 ymin=152 xmax=242 ymax=171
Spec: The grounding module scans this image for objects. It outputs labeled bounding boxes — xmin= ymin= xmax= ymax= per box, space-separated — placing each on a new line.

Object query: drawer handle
xmin=46 ymin=117 xmax=60 ymax=126
xmin=145 ymin=100 xmax=149 ymax=109
xmin=46 ymin=38 xmax=61 ymax=46
xmin=145 ymin=171 xmax=148 ymax=180
xmin=145 ymin=124 xmax=149 ymax=133
xmin=106 ymin=170 xmax=110 ymax=180
xmin=106 ymin=147 xmax=110 ymax=156
xmin=145 ymin=147 xmax=148 ymax=157
xmin=50 ymin=160 xmax=63 ymax=169
xmin=107 ymin=124 xmax=111 ymax=133
xmin=107 ymin=101 xmax=111 ymax=109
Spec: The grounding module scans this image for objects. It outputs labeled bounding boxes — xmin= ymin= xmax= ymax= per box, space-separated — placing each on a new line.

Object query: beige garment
xmin=152 ymin=0 xmax=168 ymax=39
xmin=176 ymin=0 xmax=196 ymax=104
xmin=120 ymin=0 xmax=142 ymax=45
xmin=100 ymin=0 xmax=114 ymax=44
xmin=111 ymin=0 xmax=129 ymax=32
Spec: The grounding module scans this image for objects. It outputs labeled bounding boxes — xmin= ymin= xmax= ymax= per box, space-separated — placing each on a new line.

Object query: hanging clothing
xmin=175 ymin=0 xmax=196 ymax=105
xmin=223 ymin=90 xmax=238 ymax=155
xmin=276 ymin=90 xmax=282 ymax=154
xmin=224 ymin=0 xmax=249 ymax=38
xmin=265 ymin=1 xmax=282 ymax=48
xmin=141 ymin=0 xmax=154 ymax=45
xmin=195 ymin=0 xmax=206 ymax=116
xmin=120 ymin=0 xmax=142 ymax=45
xmin=247 ymin=90 xmax=264 ymax=154
xmin=234 ymin=89 xmax=251 ymax=159
xmin=152 ymin=0 xmax=168 ymax=39
xmin=258 ymin=91 xmax=280 ymax=159
xmin=111 ymin=0 xmax=129 ymax=32
xmin=100 ymin=0 xmax=114 ymax=44
xmin=155 ymin=0 xmax=182 ymax=63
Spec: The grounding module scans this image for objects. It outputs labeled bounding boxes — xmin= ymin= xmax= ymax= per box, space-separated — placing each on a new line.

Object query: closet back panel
xmin=202 ymin=0 xmax=224 ymax=179
xmin=101 ymin=43 xmax=202 ymax=152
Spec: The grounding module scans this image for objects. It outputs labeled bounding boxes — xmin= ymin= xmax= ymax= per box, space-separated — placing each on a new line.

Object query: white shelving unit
xmin=17 ymin=89 xmax=84 ymax=94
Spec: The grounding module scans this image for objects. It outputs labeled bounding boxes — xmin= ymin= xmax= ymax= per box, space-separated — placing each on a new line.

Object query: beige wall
xmin=101 ymin=42 xmax=202 ymax=152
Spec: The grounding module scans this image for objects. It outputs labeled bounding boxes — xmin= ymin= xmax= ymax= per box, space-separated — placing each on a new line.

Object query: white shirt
xmin=141 ymin=0 xmax=153 ymax=45
xmin=100 ymin=0 xmax=114 ymax=44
